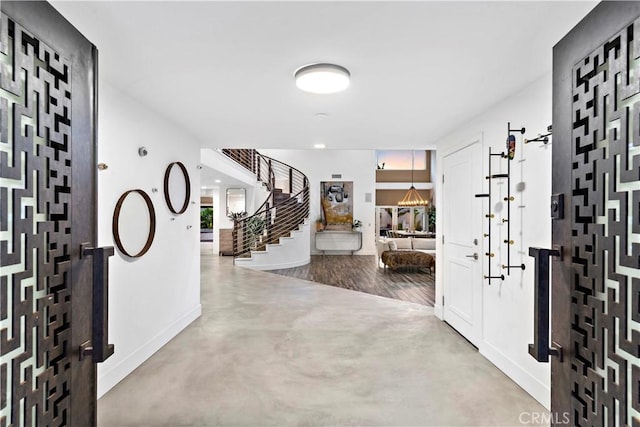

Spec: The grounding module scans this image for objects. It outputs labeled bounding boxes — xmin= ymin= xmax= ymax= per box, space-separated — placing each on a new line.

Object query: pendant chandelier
xmin=398 ymin=151 xmax=429 ymax=207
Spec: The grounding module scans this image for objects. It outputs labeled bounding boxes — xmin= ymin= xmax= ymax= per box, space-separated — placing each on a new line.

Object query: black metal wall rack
xmin=475 ymin=122 xmax=527 ymax=285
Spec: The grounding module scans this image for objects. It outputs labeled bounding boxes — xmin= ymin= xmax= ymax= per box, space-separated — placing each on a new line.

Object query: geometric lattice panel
xmin=572 ymin=17 xmax=640 ymax=427
xmin=0 ymin=14 xmax=72 ymax=427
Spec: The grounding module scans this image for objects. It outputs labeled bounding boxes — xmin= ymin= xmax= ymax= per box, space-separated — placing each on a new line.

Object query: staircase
xmin=221 ymin=149 xmax=310 ymax=269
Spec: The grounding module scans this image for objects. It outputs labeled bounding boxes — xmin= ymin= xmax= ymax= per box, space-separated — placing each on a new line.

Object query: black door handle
xmin=528 ymin=247 xmax=562 ymax=363
xmin=80 ymin=245 xmax=115 ymax=363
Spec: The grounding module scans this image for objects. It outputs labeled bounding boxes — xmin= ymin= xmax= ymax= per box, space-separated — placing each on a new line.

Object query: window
xmin=376 ymin=150 xmax=426 ymax=170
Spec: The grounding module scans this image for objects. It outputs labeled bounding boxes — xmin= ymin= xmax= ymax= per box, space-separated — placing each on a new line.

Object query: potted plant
xmin=227 ymin=211 xmax=247 ymax=222
xmin=247 ymin=215 xmax=265 ymax=248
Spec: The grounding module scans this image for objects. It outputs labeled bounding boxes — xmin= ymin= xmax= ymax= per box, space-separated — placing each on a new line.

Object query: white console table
xmin=315 ymin=231 xmax=362 ymax=254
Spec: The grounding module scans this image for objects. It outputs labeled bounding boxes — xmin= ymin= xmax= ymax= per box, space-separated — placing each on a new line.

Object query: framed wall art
xmin=320 ymin=181 xmax=353 ymax=231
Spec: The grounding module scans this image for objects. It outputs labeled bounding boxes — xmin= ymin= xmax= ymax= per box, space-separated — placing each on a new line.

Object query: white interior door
xmin=442 ymin=141 xmax=483 ymax=347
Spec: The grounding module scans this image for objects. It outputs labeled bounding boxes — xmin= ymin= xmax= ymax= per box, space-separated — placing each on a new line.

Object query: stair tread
xmin=237 ymin=221 xmax=309 ymax=261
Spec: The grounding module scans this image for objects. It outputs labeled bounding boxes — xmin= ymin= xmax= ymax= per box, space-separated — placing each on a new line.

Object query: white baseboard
xmin=479 ymin=340 xmax=550 ymax=409
xmin=356 ymin=250 xmax=377 ymax=256
xmin=433 ymin=303 xmax=443 ymax=319
xmin=97 ymin=304 xmax=202 ymax=398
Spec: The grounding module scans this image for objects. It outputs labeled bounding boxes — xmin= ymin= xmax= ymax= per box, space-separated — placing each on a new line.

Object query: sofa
xmin=376 ymin=237 xmax=436 ymax=272
xmin=376 ymin=237 xmax=436 ymax=258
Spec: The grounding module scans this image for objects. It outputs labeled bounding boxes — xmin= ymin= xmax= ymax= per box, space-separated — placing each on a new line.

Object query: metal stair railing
xmin=221 ymin=149 xmax=310 ymax=259
xmin=221 ymin=149 xmax=274 ymax=191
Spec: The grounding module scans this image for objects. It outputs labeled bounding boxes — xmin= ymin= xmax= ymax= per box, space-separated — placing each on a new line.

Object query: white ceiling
xmin=200 ymin=164 xmax=247 ymax=191
xmin=53 ymin=1 xmax=595 ymax=152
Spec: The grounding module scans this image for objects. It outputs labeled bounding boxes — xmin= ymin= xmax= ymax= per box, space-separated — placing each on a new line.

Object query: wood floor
xmin=268 ymin=255 xmax=435 ymax=306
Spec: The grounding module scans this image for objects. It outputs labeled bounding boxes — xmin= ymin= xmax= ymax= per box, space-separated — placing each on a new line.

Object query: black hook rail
xmin=504 ymin=122 xmax=526 ymax=275
xmin=477 ymin=147 xmax=508 ymax=284
xmin=478 ymin=122 xmax=528 ymax=285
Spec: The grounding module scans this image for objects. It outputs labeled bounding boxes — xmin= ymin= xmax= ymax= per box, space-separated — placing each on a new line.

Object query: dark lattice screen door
xmin=0 ymin=2 xmax=110 ymax=426
xmin=553 ymin=2 xmax=640 ymax=426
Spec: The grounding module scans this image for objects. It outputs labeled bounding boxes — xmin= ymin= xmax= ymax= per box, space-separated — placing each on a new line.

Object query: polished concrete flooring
xmin=98 ymin=251 xmax=548 ymax=426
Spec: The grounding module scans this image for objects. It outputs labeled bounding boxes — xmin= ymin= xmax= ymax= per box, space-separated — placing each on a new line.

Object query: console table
xmin=315 ymin=231 xmax=362 ymax=254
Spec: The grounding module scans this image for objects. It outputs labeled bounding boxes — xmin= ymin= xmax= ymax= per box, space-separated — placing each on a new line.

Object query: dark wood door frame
xmin=0 ymin=1 xmax=102 ymax=425
xmin=553 ymin=2 xmax=640 ymax=424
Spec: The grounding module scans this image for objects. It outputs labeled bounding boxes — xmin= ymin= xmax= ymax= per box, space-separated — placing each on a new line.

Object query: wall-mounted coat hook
xmin=507 ymin=122 xmax=526 ymax=134
xmin=525 ymin=125 xmax=552 ymax=144
xmin=524 ymin=135 xmax=550 ymax=144
xmin=525 ymin=133 xmax=552 ymax=144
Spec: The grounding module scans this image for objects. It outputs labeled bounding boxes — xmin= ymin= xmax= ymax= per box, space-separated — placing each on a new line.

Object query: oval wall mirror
xmin=164 ymin=161 xmax=191 ymax=214
xmin=112 ymin=189 xmax=156 ymax=258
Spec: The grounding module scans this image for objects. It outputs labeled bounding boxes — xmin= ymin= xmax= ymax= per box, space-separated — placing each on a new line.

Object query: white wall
xmin=212 ymin=188 xmax=221 ymax=255
xmin=434 ymin=73 xmax=552 ymax=408
xmin=261 ymin=149 xmax=377 ymax=256
xmin=97 ymin=80 xmax=201 ymax=397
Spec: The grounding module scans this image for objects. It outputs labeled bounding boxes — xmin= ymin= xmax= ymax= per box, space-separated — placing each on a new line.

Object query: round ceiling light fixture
xmin=295 ymin=63 xmax=350 ymax=94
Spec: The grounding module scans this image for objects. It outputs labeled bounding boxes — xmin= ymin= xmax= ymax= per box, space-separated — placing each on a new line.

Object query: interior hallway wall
xmin=261 ymin=149 xmax=377 ymax=255
xmin=434 ymin=73 xmax=552 ymax=408
xmin=96 ymin=80 xmax=201 ymax=397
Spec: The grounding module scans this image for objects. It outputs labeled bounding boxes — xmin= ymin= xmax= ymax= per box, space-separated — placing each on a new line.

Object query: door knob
xmin=466 ymin=253 xmax=479 ymax=260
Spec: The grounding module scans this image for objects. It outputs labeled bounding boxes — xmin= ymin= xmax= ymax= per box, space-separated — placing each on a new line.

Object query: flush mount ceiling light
xmin=295 ymin=63 xmax=350 ymax=94
xmin=313 ymin=143 xmax=326 ymax=149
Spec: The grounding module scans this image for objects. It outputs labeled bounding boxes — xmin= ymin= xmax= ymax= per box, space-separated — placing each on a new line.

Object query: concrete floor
xmin=98 ymin=250 xmax=548 ymax=426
